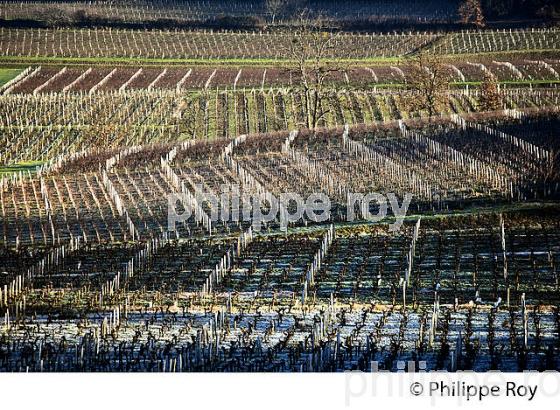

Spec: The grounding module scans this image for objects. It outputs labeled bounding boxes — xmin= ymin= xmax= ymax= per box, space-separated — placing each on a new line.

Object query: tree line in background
xmin=482 ymin=0 xmax=559 ymax=21
xmin=460 ymin=0 xmax=559 ymax=27
xmin=0 ymin=0 xmax=557 ymax=31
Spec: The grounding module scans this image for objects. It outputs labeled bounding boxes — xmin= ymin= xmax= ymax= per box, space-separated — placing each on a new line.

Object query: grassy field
xmin=0 ymin=68 xmax=22 ymax=87
xmin=0 ymin=161 xmax=42 ymax=176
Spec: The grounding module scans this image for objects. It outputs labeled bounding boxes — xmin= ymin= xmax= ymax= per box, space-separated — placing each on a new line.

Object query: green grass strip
xmin=0 ymin=161 xmax=44 ymax=175
xmin=0 ymin=68 xmax=23 ymax=87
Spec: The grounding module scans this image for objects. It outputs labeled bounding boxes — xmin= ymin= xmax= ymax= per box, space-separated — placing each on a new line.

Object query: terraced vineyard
xmin=1 ymin=110 xmax=558 ymax=242
xmin=1 ymin=87 xmax=559 ymax=165
xmin=1 ymin=28 xmax=558 ymax=61
xmin=0 ymin=108 xmax=559 ymax=371
xmin=2 ymin=61 xmax=560 ymax=95
xmin=0 ymin=0 xmax=559 ymax=377
xmin=0 ymin=28 xmax=439 ymax=60
xmin=1 ymin=195 xmax=559 ymax=371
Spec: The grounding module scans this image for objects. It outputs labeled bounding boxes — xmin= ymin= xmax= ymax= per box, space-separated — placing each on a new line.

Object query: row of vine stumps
xmin=1 ymin=209 xmax=559 ymax=371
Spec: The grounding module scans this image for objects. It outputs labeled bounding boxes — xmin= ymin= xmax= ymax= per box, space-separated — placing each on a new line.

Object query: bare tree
xmin=265 ymin=0 xmax=301 ymax=25
xmin=287 ymin=11 xmax=344 ymax=130
xmin=405 ymin=52 xmax=450 ymax=117
xmin=174 ymin=94 xmax=202 ymax=138
xmin=458 ymin=0 xmax=485 ymax=28
xmin=40 ymin=7 xmax=72 ymax=26
xmin=478 ymin=73 xmax=503 ymax=112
